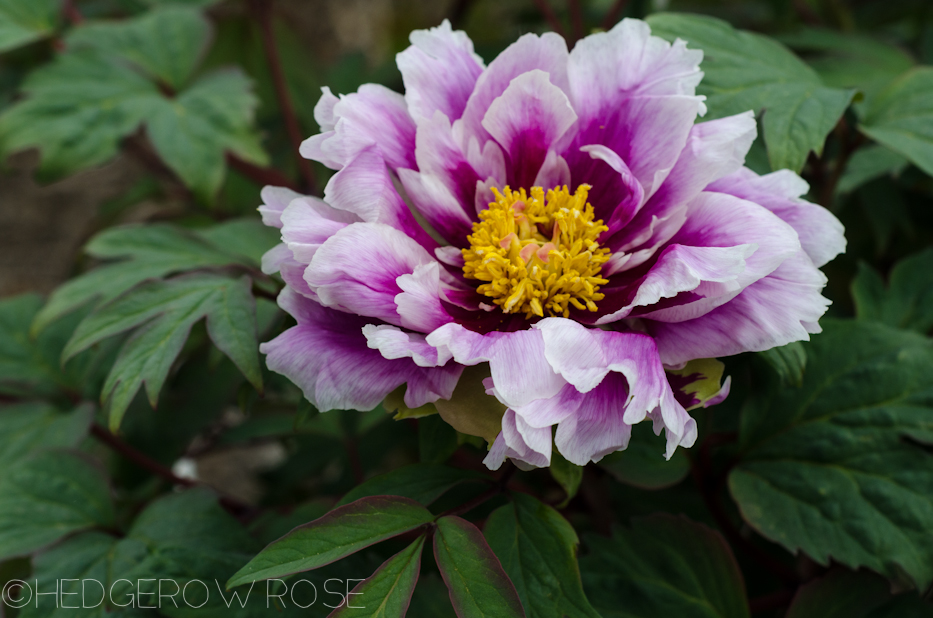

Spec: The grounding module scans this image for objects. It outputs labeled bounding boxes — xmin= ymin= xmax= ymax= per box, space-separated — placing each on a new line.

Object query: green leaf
xmin=836 ymin=145 xmax=909 ymax=195
xmin=25 ymin=489 xmax=260 ymax=617
xmin=729 ymin=320 xmax=933 ymax=589
xmin=777 ymin=28 xmax=915 ymax=102
xmin=484 ymin=493 xmax=600 ymax=618
xmin=227 ymin=496 xmax=434 ymax=588
xmin=860 ymin=67 xmax=933 ymax=178
xmin=329 ymin=536 xmax=425 ymax=618
xmin=580 ymin=514 xmax=749 ymax=618
xmin=758 ymin=341 xmax=807 ymax=387
xmin=63 ymin=274 xmax=262 ymax=430
xmin=195 ymin=218 xmax=281 ymax=266
xmin=549 ymin=452 xmax=583 ymax=508
xmin=33 ymin=223 xmax=254 ymax=333
xmin=646 ymin=13 xmax=854 ymax=172
xmin=0 ymin=294 xmax=115 ymax=399
xmin=147 ymin=69 xmax=268 ymax=201
xmin=0 ymin=49 xmax=160 ymax=180
xmin=337 ymin=464 xmax=487 ymax=507
xmin=66 ymin=6 xmax=211 ymax=90
xmin=0 ymin=451 xmax=114 ymax=560
xmin=434 ymin=516 xmax=525 ymax=618
xmin=851 ymin=249 xmax=933 ymax=334
xmin=0 ymin=403 xmax=93 ymax=469
xmin=419 ymin=415 xmax=459 ymax=464
xmin=0 ymin=0 xmax=60 ymax=53
xmin=598 ymin=422 xmax=690 ymax=490
xmin=785 ymin=569 xmax=932 ymax=618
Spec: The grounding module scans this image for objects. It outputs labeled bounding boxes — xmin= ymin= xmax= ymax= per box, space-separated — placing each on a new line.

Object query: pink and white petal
xmin=534 ymin=318 xmax=609 ymax=392
xmin=280 ymin=258 xmax=319 ymax=300
xmin=363 ymin=324 xmax=452 ymax=367
xmin=568 ymin=18 xmax=704 ymax=121
xmin=457 ymin=32 xmax=570 ymax=145
xmin=481 ymin=70 xmax=578 ymax=189
xmin=645 ymin=111 xmax=757 ymax=211
xmin=305 ymin=222 xmax=436 ymax=326
xmin=395 ymin=262 xmax=453 ymax=333
xmin=649 ymin=251 xmax=832 ymax=366
xmin=483 ymin=410 xmax=551 ymax=470
xmin=435 ymin=246 xmax=465 ymax=267
xmin=398 ymin=168 xmax=475 ymax=246
xmin=397 ymin=19 xmax=485 ymax=122
xmin=707 ymin=168 xmax=845 ymax=267
xmin=636 ymin=191 xmax=802 ymax=322
xmin=258 ymin=185 xmax=302 ymax=228
xmin=647 ymin=384 xmax=699 ymax=459
xmin=426 ymin=323 xmax=564 ymax=408
xmin=262 ymin=289 xmax=440 ymax=411
xmin=596 ymin=243 xmax=755 ymax=325
xmin=533 ymin=149 xmax=571 ymax=189
xmin=314 ymin=86 xmax=340 ymax=132
xmin=281 ymin=195 xmax=360 ymax=264
xmin=301 ymin=84 xmax=417 ymax=172
xmin=565 ymin=94 xmax=705 ymax=208
xmin=508 ymin=382 xmax=582 ymax=429
xmin=578 ymin=144 xmax=644 ymax=235
xmin=404 ymin=362 xmax=464 ymax=408
xmin=554 ymin=373 xmax=634 ymax=465
xmin=324 ymin=146 xmax=437 ymax=249
xmin=261 ymin=243 xmax=292 ymax=275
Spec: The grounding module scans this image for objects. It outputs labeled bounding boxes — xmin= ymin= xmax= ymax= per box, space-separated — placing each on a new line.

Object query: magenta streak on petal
xmin=578 ymin=144 xmax=644 ymax=235
xmin=395 ymin=262 xmax=454 ymax=333
xmin=482 ymin=70 xmax=578 ymax=190
xmin=261 ymin=289 xmax=460 ymax=411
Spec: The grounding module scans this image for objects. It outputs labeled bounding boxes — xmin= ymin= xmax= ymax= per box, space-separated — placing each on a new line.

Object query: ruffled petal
xmin=457 ymin=32 xmax=570 ymax=146
xmin=481 ymin=70 xmax=578 ymax=189
xmin=630 ymin=191 xmax=802 ymax=323
xmin=262 ymin=289 xmax=460 ymax=411
xmin=301 ymin=84 xmax=417 ymax=172
xmin=649 ymin=250 xmax=832 ymax=366
xmin=395 ymin=262 xmax=453 ymax=332
xmin=280 ymin=195 xmax=360 ymax=264
xmin=644 ymin=111 xmax=757 ymax=213
xmin=568 ymin=18 xmax=704 ymax=119
xmin=398 ymin=168 xmax=475 ymax=246
xmin=426 ymin=324 xmax=564 ymax=408
xmin=554 ymin=375 xmax=633 ymax=464
xmin=261 ymin=243 xmax=292 ymax=275
xmin=397 ymin=19 xmax=485 ymax=122
xmin=305 ymin=222 xmax=436 ymax=326
xmin=707 ymin=167 xmax=846 ymax=267
xmin=363 ymin=323 xmax=452 ymax=367
xmin=578 ymin=144 xmax=644 ymax=235
xmin=324 ymin=145 xmax=437 ymax=249
xmin=258 ymin=185 xmax=302 ymax=228
xmin=595 ymin=243 xmax=755 ymax=325
xmin=483 ymin=409 xmax=552 ymax=470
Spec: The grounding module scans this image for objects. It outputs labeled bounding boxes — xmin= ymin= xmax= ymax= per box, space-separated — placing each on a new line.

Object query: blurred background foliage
xmin=1 ymin=0 xmax=933 ymax=616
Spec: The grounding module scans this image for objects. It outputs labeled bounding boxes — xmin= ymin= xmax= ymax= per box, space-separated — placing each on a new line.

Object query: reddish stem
xmin=249 ymin=0 xmax=317 ymax=194
xmin=62 ymin=0 xmax=84 ymax=25
xmin=567 ymin=0 xmax=585 ymax=43
xmin=532 ymin=0 xmax=567 ymax=37
xmin=227 ymin=153 xmax=300 ymax=191
xmin=600 ymin=0 xmax=628 ymax=31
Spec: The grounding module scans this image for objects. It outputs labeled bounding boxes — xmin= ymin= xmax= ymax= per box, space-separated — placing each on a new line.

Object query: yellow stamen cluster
xmin=462 ymin=184 xmax=610 ymax=318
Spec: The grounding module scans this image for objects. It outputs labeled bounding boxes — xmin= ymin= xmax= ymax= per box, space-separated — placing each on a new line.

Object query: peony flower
xmin=259 ymin=19 xmax=845 ymax=469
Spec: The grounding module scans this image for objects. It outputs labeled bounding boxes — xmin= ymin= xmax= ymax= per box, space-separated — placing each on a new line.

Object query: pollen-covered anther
xmin=462 ymin=184 xmax=611 ymax=318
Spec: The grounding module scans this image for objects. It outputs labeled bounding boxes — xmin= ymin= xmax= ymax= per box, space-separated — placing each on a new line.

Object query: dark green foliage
xmin=1 ymin=0 xmax=932 ymax=616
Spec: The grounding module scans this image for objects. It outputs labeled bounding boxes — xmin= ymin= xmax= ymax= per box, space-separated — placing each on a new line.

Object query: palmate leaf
xmin=0 ymin=6 xmax=266 ymax=199
xmin=580 ymin=514 xmax=749 ymax=618
xmin=784 ymin=569 xmax=933 ymax=618
xmin=0 ymin=451 xmax=115 ymax=561
xmin=227 ymin=496 xmax=434 ymax=589
xmin=337 ymin=464 xmax=486 ymax=507
xmin=33 ymin=220 xmax=278 ymax=334
xmin=860 ymin=67 xmax=933 ymax=178
xmin=647 ymin=13 xmax=854 ymax=172
xmin=729 ymin=320 xmax=933 ymax=589
xmin=758 ymin=341 xmax=807 ymax=387
xmin=836 ymin=144 xmax=909 ymax=195
xmin=0 ymin=0 xmax=60 ymax=53
xmin=24 ymin=490 xmax=261 ymax=617
xmin=0 ymin=403 xmax=93 ymax=469
xmin=484 ymin=493 xmax=601 ymax=618
xmin=597 ymin=422 xmax=689 ymax=490
xmin=62 ymin=273 xmax=262 ymax=430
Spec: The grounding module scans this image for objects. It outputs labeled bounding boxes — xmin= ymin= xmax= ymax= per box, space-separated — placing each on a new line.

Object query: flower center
xmin=462 ymin=185 xmax=610 ymax=318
